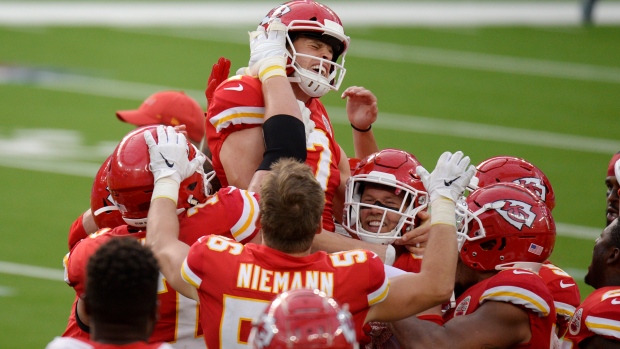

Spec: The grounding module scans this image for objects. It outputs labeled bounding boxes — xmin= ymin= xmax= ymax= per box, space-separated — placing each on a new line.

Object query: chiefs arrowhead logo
xmin=569 ymin=308 xmax=582 ymax=336
xmin=493 ymin=199 xmax=536 ymax=230
xmin=513 ymin=177 xmax=547 ymax=201
xmin=261 ymin=5 xmax=291 ymax=25
xmin=454 ymin=296 xmax=471 ymax=317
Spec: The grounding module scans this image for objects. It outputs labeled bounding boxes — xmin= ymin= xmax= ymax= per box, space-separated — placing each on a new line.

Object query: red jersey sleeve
xmin=67 ymin=213 xmax=88 ymax=250
xmin=180 ymin=187 xmax=260 ymax=244
xmin=205 ymin=75 xmax=264 ymax=187
xmin=480 ymin=269 xmax=554 ymax=318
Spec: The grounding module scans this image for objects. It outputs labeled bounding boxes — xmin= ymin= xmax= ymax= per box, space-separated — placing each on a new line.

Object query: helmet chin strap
xmin=93 ymin=205 xmax=118 ymax=216
xmin=495 ymin=262 xmax=543 ymax=272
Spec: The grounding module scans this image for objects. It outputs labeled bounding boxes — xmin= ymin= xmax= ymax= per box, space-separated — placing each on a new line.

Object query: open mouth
xmin=310 ymin=64 xmax=329 ymax=79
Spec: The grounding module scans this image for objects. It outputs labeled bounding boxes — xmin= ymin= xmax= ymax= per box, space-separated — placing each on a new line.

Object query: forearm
xmin=311 ymin=230 xmax=388 ymax=262
xmin=418 ymin=200 xmax=458 ymax=300
xmin=352 ymin=128 xmax=378 ymax=159
xmin=146 ymin=198 xmax=198 ymax=300
xmin=262 ymin=76 xmax=301 ymax=123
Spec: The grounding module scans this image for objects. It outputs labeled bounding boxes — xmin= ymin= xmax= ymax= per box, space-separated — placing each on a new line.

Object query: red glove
xmin=205 ymin=56 xmax=231 ymax=106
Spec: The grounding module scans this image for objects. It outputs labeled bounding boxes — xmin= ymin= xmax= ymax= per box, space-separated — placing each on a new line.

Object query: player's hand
xmin=615 ymin=158 xmax=620 ymax=183
xmin=416 ymin=151 xmax=475 ymax=203
xmin=342 ymin=86 xmax=378 ymax=131
xmin=394 ymin=211 xmax=430 ymax=254
xmin=205 ymin=57 xmax=231 ymax=106
xmin=247 ymin=19 xmax=288 ymax=81
xmin=144 ymin=125 xmax=205 ymax=185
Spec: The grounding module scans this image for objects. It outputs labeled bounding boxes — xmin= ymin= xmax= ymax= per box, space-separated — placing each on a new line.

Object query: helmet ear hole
xmin=479 ymin=239 xmax=497 ymax=251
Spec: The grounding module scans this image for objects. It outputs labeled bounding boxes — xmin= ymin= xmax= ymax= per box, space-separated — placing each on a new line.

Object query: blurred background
xmin=1 ymin=0 xmax=619 ymax=347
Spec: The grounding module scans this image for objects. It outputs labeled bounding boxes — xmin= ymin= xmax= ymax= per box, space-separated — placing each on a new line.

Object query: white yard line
xmin=1 ymin=2 xmax=620 ymax=26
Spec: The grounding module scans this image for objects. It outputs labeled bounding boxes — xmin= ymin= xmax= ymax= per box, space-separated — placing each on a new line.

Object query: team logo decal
xmin=493 ymin=200 xmax=536 ymax=230
xmin=454 ymin=296 xmax=471 ymax=317
xmin=568 ymin=308 xmax=582 ymax=336
xmin=513 ymin=177 xmax=547 ymax=201
xmin=261 ymin=5 xmax=291 ymax=25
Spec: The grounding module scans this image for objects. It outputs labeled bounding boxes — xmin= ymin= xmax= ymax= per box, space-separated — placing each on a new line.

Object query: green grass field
xmin=1 ymin=2 xmax=620 ymax=347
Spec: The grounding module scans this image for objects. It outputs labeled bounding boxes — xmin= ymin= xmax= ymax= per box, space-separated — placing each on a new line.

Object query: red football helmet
xmin=249 ymin=289 xmax=358 ymax=349
xmin=342 ymin=149 xmax=428 ymax=245
xmin=260 ymin=0 xmax=350 ymax=97
xmin=90 ymin=155 xmax=125 ymax=229
xmin=457 ymin=182 xmax=556 ymax=271
xmin=106 ymin=126 xmax=208 ymax=227
xmin=470 ymin=156 xmax=555 ymax=211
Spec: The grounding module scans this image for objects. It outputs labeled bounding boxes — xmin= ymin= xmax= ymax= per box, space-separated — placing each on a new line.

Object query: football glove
xmin=205 ymin=56 xmax=231 ymax=106
xmin=144 ymin=125 xmax=205 ymax=186
xmin=247 ymin=19 xmax=288 ymax=82
xmin=416 ymin=151 xmax=475 ymax=203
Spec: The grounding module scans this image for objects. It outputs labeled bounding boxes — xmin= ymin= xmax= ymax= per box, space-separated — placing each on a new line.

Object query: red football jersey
xmin=562 ymin=286 xmax=620 ymax=348
xmin=180 ymin=186 xmax=260 ymax=244
xmin=46 ymin=336 xmax=174 ymax=349
xmin=206 ymin=75 xmax=342 ymax=231
xmin=62 ymin=228 xmax=204 ymax=348
xmin=539 ymin=261 xmax=581 ymax=337
xmin=62 ymin=188 xmax=259 ymax=347
xmin=67 ymin=213 xmax=89 ymax=250
xmin=181 ymin=235 xmax=389 ymax=349
xmin=392 ymin=252 xmax=423 ymax=273
xmin=445 ymin=269 xmax=557 ymax=348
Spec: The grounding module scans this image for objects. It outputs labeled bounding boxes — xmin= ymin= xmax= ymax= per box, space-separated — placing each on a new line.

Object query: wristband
xmin=351 ymin=123 xmax=372 ymax=132
xmin=258 ymin=56 xmax=287 ymax=82
xmin=384 ymin=244 xmax=396 ymax=266
xmin=151 ymin=178 xmax=180 ymax=204
xmin=430 ymin=198 xmax=457 ymax=227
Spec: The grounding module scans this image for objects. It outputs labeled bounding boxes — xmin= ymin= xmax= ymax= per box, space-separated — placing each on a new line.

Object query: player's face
xmin=291 ymin=36 xmax=334 ymax=79
xmin=585 ymin=218 xmax=618 ymax=289
xmin=358 ymin=184 xmax=404 ymax=234
xmin=606 ymin=175 xmax=619 ymax=226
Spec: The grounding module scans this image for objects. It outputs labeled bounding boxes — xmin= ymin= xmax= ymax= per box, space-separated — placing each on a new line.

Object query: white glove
xmin=615 ymin=159 xmax=620 ymax=184
xmin=144 ymin=125 xmax=205 ymax=185
xmin=416 ymin=151 xmax=476 ymax=203
xmin=247 ymin=19 xmax=288 ymax=81
xmin=297 ymin=100 xmax=315 ymax=140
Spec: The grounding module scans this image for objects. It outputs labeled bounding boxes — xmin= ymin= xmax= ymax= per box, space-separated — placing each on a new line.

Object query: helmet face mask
xmin=458 ymin=183 xmax=556 ymax=272
xmin=343 ymin=149 xmax=428 ymax=245
xmin=261 ymin=0 xmax=350 ymax=98
xmin=91 ymin=155 xmax=125 ymax=229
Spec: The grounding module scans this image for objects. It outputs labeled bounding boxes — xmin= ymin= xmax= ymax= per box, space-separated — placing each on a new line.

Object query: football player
xmin=471 ymin=155 xmax=580 ymax=337
xmin=390 ymin=183 xmax=558 ymax=348
xmin=248 ymin=288 xmax=358 ymax=349
xmin=205 ymin=0 xmax=378 ymax=233
xmin=562 ymin=217 xmax=620 ymax=348
xmin=61 ymin=126 xmax=260 ymax=348
xmin=48 ymin=238 xmax=174 ymax=349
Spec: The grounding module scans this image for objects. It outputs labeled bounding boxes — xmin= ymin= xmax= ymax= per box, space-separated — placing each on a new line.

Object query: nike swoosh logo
xmin=160 ymin=153 xmax=174 ymax=168
xmin=612 ymin=299 xmax=620 ymax=305
xmin=559 ymin=280 xmax=575 ymax=288
xmin=444 ymin=176 xmax=460 ymax=186
xmin=224 ymin=84 xmax=243 ymax=92
xmin=513 ymin=270 xmax=531 ymax=275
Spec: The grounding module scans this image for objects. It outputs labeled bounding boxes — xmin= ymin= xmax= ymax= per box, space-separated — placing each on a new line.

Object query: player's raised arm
xmin=366 ymin=151 xmax=475 ymax=322
xmin=145 ymin=125 xmax=205 ymax=301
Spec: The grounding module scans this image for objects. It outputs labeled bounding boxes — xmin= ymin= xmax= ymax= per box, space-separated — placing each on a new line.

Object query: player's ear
xmin=607 ymin=246 xmax=620 ymax=266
